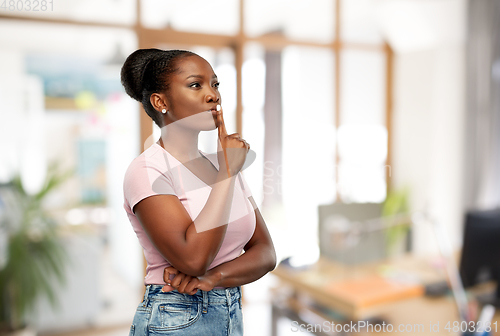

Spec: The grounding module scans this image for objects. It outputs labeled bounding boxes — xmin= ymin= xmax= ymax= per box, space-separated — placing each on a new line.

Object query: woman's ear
xmin=150 ymin=93 xmax=168 ymax=113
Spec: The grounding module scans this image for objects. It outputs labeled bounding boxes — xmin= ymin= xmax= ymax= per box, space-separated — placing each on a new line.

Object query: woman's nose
xmin=205 ymin=90 xmax=220 ymax=103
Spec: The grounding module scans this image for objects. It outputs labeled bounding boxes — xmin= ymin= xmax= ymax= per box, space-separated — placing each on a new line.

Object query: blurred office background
xmin=0 ymin=0 xmax=499 ymax=335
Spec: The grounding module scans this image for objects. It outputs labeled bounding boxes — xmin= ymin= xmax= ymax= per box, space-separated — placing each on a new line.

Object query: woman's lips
xmin=209 ymin=104 xmax=221 ymax=116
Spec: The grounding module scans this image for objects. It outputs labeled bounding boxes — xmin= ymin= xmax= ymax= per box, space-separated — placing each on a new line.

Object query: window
xmin=141 ymin=0 xmax=239 ymax=34
xmin=0 ymin=0 xmax=393 ymax=293
xmin=339 ymin=50 xmax=387 ymax=202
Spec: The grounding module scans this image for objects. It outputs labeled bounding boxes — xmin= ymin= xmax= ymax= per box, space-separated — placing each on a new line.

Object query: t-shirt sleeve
xmin=237 ymin=171 xmax=253 ymax=198
xmin=124 ymin=158 xmax=177 ymax=213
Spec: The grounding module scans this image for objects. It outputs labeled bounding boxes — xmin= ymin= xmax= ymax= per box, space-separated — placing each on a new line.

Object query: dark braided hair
xmin=120 ymin=48 xmax=197 ymax=127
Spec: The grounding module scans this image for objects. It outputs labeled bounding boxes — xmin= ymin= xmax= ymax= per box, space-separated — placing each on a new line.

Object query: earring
xmin=161 ymin=108 xmax=167 ymax=114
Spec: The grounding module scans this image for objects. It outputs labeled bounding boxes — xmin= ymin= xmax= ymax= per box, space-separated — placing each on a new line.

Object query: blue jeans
xmin=129 ymin=284 xmax=244 ymax=335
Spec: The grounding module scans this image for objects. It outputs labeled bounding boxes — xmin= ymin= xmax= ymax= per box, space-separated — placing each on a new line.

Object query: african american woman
xmin=121 ymin=48 xmax=276 ymax=335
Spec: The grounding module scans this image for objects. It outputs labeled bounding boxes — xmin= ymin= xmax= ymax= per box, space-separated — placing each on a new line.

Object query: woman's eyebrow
xmin=185 ymin=74 xmax=203 ymax=80
xmin=185 ymin=74 xmax=218 ymax=80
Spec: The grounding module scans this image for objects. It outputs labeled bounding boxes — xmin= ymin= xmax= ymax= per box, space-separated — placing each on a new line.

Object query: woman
xmin=121 ymin=48 xmax=277 ymax=335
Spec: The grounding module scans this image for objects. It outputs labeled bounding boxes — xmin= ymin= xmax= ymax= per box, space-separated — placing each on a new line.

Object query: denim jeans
xmin=129 ymin=284 xmax=244 ymax=336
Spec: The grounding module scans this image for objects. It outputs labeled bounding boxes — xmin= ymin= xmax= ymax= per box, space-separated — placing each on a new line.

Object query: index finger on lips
xmin=217 ymin=106 xmax=228 ymax=139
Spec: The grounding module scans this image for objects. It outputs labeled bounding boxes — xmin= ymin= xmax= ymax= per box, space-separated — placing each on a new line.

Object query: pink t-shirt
xmin=123 ymin=143 xmax=256 ymax=286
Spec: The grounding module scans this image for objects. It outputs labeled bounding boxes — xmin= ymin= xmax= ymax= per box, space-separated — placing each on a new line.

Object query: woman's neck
xmin=158 ymin=125 xmax=201 ymax=162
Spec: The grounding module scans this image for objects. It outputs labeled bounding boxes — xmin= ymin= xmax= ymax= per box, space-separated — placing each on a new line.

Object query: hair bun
xmin=120 ymin=48 xmax=164 ymax=102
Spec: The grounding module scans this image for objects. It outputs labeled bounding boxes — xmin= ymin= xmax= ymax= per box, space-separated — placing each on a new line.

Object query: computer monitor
xmin=318 ymin=202 xmax=386 ymax=264
xmin=459 ymin=209 xmax=500 ymax=307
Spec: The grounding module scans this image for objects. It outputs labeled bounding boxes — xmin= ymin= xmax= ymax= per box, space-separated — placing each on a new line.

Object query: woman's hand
xmin=162 ymin=266 xmax=198 ymax=295
xmin=215 ymin=105 xmax=250 ymax=178
xmin=163 ymin=266 xmax=221 ymax=295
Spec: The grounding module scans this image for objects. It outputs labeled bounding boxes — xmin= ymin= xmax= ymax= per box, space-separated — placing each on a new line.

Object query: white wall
xmin=387 ymin=0 xmax=467 ymax=254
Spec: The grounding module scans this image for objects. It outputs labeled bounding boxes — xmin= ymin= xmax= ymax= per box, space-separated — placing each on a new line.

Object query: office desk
xmin=269 ymin=254 xmax=481 ymax=335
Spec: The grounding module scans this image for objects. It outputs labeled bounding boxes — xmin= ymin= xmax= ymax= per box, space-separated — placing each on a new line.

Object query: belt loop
xmin=202 ymin=290 xmax=208 ymax=313
xmin=142 ymin=285 xmax=151 ymax=307
xmin=225 ymin=288 xmax=231 ymax=307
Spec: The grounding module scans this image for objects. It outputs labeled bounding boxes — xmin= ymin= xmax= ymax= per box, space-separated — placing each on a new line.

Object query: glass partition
xmin=245 ymin=0 xmax=335 ymax=43
xmin=281 ymin=46 xmax=336 ymax=253
xmin=141 ymin=0 xmax=239 ymax=34
xmin=242 ymin=43 xmax=266 ymax=207
xmin=340 ymin=49 xmax=386 ymax=125
xmin=338 ymin=49 xmax=387 ymax=202
xmin=338 ymin=124 xmax=388 ymax=203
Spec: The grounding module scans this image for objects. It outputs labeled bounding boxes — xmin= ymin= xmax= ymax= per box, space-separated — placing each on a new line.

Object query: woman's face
xmin=163 ymin=55 xmax=221 ymax=131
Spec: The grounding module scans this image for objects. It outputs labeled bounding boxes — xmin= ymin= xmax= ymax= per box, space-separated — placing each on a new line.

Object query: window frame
xmin=0 ymin=0 xmax=394 ymax=201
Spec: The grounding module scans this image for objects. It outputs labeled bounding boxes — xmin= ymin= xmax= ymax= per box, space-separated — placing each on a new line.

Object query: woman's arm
xmin=205 ymin=196 xmax=277 ymax=287
xmin=135 ymin=171 xmax=237 ymax=277
xmin=165 ymin=196 xmax=277 ymax=292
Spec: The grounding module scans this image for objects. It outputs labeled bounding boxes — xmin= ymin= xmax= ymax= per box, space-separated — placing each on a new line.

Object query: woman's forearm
xmin=180 ymin=172 xmax=237 ymax=275
xmin=204 ymin=243 xmax=276 ymax=288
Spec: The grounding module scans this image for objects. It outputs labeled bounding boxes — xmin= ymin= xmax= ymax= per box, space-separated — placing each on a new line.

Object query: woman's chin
xmin=199 ymin=112 xmax=218 ymax=131
xmin=174 ymin=112 xmax=217 ymax=131
xmin=200 ymin=122 xmax=218 ymax=131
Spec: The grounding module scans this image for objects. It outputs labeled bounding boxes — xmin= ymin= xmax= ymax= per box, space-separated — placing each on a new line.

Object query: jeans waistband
xmin=143 ymin=284 xmax=241 ymax=313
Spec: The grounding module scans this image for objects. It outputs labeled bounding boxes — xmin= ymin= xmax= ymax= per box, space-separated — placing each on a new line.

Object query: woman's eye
xmin=213 ymin=82 xmax=220 ymax=88
xmin=189 ymin=82 xmax=201 ymax=88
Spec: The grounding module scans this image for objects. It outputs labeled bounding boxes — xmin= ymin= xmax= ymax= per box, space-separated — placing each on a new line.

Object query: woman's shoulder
xmin=128 ymin=144 xmax=168 ymax=170
xmin=124 ymin=143 xmax=173 ymax=179
xmin=123 ymin=143 xmax=177 ymax=201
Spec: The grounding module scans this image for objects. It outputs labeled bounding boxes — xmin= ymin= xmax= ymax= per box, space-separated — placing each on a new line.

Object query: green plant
xmin=0 ymin=161 xmax=74 ymax=332
xmin=382 ymin=186 xmax=411 ymax=256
